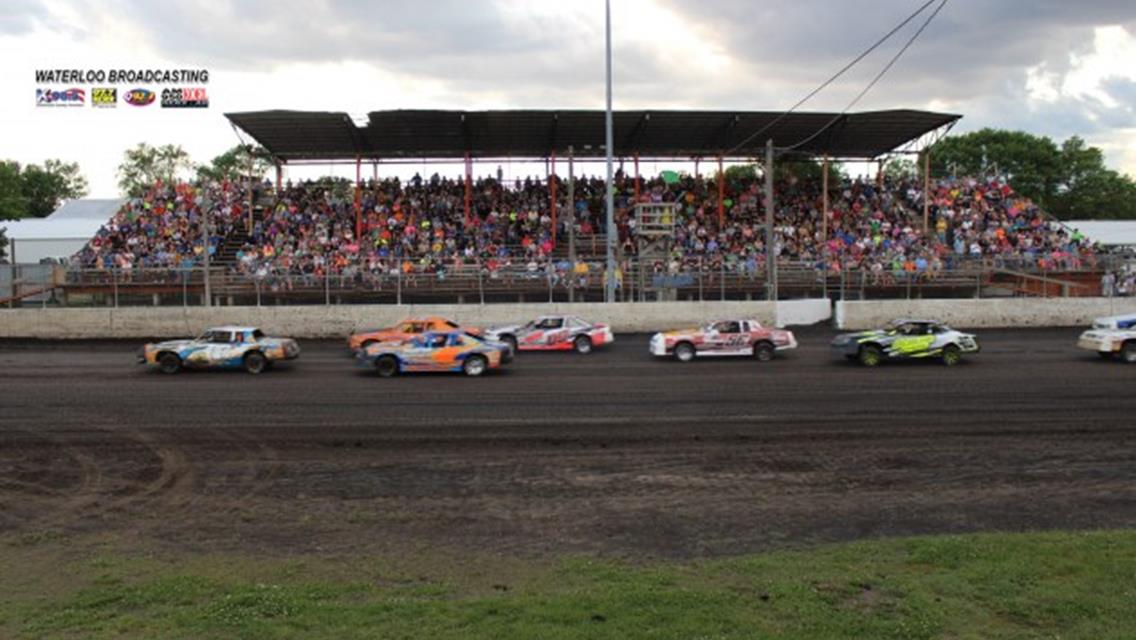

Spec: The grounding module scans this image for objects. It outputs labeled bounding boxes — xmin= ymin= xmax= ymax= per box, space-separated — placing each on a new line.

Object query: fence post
xmin=478 ymin=264 xmax=484 ymax=305
xmin=112 ymin=267 xmax=119 ymax=308
xmin=720 ymin=262 xmax=725 ymax=301
xmin=698 ymin=263 xmax=703 ymax=302
xmin=182 ymin=269 xmax=188 ymax=308
xmin=325 ymin=269 xmax=331 ymax=305
xmin=396 ymin=266 xmax=402 ymax=306
xmin=255 ymin=276 xmax=261 ymax=307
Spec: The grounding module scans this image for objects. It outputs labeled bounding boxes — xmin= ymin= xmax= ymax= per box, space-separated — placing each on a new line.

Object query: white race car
xmin=1077 ymin=313 xmax=1136 ymax=363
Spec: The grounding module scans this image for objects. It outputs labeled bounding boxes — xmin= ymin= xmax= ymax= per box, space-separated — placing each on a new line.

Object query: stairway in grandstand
xmin=552 ymin=233 xmax=607 ymax=260
xmin=213 ymin=192 xmax=273 ymax=266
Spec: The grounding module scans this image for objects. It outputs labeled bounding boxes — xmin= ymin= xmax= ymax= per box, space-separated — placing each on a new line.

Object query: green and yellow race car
xmin=830 ymin=319 xmax=980 ymax=367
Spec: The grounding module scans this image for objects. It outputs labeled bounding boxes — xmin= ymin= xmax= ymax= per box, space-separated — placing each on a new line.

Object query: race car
xmin=830 ymin=319 xmax=979 ymax=367
xmin=347 ymin=316 xmax=481 ymax=353
xmin=1076 ymin=313 xmax=1136 ymax=363
xmin=484 ymin=315 xmax=614 ymax=354
xmin=356 ymin=330 xmax=511 ymax=377
xmin=649 ymin=319 xmax=797 ymax=362
xmin=138 ymin=326 xmax=300 ymax=374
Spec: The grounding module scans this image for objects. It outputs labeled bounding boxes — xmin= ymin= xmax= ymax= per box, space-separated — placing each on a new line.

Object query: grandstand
xmin=4 ymin=108 xmax=1123 ymax=306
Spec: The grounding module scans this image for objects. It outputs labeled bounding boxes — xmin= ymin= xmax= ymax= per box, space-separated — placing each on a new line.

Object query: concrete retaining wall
xmin=0 ymin=299 xmax=832 ymax=339
xmin=835 ymin=298 xmax=1136 ymax=330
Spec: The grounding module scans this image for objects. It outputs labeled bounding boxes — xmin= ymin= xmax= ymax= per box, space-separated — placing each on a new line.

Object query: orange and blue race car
xmin=347 ymin=316 xmax=482 ymax=353
xmin=483 ymin=315 xmax=614 ymax=354
xmin=356 ymin=330 xmax=512 ymax=377
xmin=137 ymin=326 xmax=300 ymax=374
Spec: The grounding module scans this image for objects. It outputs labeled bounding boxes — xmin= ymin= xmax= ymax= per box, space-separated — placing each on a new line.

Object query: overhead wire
xmin=723 ymin=0 xmax=940 ymax=157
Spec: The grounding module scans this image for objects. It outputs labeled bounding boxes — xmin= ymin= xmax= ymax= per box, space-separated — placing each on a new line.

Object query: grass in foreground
xmin=2 ymin=530 xmax=1134 ymax=639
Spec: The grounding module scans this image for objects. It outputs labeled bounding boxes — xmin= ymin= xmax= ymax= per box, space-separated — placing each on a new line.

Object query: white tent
xmin=2 ymin=198 xmax=123 ymax=263
xmin=1065 ymin=220 xmax=1136 ymax=248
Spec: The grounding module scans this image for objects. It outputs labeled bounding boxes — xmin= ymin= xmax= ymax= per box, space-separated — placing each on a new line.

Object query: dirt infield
xmin=1 ymin=328 xmax=1133 ymax=559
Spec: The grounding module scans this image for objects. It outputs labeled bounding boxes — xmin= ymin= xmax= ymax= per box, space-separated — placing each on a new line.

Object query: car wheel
xmin=753 ymin=341 xmax=775 ymax=362
xmin=574 ymin=335 xmax=593 ymax=354
xmin=244 ymin=351 xmax=268 ymax=374
xmin=1123 ymin=341 xmax=1136 ymax=364
xmin=674 ymin=342 xmax=696 ymax=362
xmin=157 ymin=352 xmax=181 ymax=375
xmin=941 ymin=344 xmax=962 ymax=367
xmin=858 ymin=344 xmax=883 ymax=367
xmin=375 ymin=355 xmax=398 ymax=378
xmin=1098 ymin=352 xmax=1115 ymax=359
xmin=502 ymin=335 xmax=518 ymax=354
xmin=463 ymin=355 xmax=488 ymax=377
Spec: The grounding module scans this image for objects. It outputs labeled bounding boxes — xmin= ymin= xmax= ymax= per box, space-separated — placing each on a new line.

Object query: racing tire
xmin=941 ymin=344 xmax=962 ymax=367
xmin=858 ymin=344 xmax=883 ymax=367
xmin=1122 ymin=341 xmax=1136 ymax=364
xmin=244 ymin=351 xmax=268 ymax=375
xmin=674 ymin=342 xmax=696 ymax=363
xmin=1098 ymin=352 xmax=1115 ymax=359
xmin=501 ymin=335 xmax=518 ymax=355
xmin=157 ymin=352 xmax=181 ymax=375
xmin=574 ymin=335 xmax=593 ymax=354
xmin=463 ymin=355 xmax=488 ymax=377
xmin=375 ymin=356 xmax=399 ymax=378
xmin=753 ymin=341 xmax=775 ymax=362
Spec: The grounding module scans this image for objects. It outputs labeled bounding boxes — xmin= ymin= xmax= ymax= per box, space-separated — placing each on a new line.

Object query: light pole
xmin=604 ymin=0 xmax=616 ymax=303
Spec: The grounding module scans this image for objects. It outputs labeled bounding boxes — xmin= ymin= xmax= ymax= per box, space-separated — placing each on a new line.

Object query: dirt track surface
xmin=1 ymin=328 xmax=1134 ymax=559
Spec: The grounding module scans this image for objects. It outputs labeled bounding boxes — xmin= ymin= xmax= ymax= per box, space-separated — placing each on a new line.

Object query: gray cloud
xmin=19 ymin=0 xmax=1136 ymax=167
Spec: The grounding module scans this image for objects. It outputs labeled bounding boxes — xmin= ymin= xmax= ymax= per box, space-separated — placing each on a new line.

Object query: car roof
xmin=890 ymin=318 xmax=942 ymax=325
xmin=402 ymin=316 xmax=459 ymax=324
xmin=206 ymin=326 xmax=258 ymax=332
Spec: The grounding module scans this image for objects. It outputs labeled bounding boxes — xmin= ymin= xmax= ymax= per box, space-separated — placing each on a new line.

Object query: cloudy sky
xmin=2 ymin=0 xmax=1134 ymax=197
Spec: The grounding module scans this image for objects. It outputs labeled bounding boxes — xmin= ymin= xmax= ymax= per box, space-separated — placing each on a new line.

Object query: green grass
xmin=3 ymin=530 xmax=1134 ymax=639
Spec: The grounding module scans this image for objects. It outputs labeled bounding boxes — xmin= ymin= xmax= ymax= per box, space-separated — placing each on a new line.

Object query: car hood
xmin=146 ymin=338 xmax=198 ymax=350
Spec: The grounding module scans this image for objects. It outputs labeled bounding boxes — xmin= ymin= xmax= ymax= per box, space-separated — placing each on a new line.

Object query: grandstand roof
xmin=225 ymin=109 xmax=960 ymax=162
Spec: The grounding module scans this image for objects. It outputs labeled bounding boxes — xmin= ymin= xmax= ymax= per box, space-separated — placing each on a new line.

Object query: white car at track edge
xmin=1077 ymin=313 xmax=1136 ymax=363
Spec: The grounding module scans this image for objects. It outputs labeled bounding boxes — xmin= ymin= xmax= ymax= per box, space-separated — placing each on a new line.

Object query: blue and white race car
xmin=138 ymin=326 xmax=300 ymax=374
xmin=1077 ymin=313 xmax=1136 ymax=363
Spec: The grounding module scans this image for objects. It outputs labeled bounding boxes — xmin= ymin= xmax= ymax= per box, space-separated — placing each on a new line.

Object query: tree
xmin=0 ymin=225 xmax=9 ymax=263
xmin=197 ymin=145 xmax=275 ymax=183
xmin=117 ymin=143 xmax=193 ymax=196
xmin=883 ymin=156 xmax=918 ymax=180
xmin=772 ymin=158 xmax=847 ymax=185
xmin=20 ymin=159 xmax=89 ymax=217
xmin=0 ymin=161 xmax=27 ymax=220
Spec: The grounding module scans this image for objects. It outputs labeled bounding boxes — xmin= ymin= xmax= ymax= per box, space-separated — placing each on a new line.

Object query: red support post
xmin=717 ymin=156 xmax=725 ymax=228
xmin=633 ymin=153 xmax=640 ymax=202
xmin=354 ymin=155 xmax=362 ymax=241
xmin=464 ymin=153 xmax=472 ymax=227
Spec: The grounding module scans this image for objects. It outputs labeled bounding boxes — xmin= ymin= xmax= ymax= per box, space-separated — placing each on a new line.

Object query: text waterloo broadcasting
xmin=34 ymin=68 xmax=209 ymax=84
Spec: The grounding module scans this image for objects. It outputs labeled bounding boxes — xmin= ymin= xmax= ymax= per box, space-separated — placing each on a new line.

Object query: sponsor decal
xmin=91 ymin=87 xmax=117 ymax=108
xmin=124 ymin=88 xmax=156 ymax=107
xmin=36 ymin=87 xmax=85 ymax=107
xmin=161 ymin=87 xmax=209 ymax=108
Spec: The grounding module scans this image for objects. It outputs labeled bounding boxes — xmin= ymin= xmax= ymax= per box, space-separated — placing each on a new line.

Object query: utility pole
xmin=568 ymin=144 xmax=576 ymax=302
xmin=765 ymin=139 xmax=776 ymax=301
xmin=201 ymin=196 xmax=212 ymax=307
xmin=604 ymin=0 xmax=616 ymax=303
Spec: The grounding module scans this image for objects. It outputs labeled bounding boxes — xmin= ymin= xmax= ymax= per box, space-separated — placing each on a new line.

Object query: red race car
xmin=649 ymin=319 xmax=797 ymax=362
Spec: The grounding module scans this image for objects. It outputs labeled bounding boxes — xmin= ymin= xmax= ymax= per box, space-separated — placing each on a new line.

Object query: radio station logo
xmin=36 ymin=87 xmax=85 ymax=107
xmin=124 ymin=88 xmax=156 ymax=107
xmin=92 ymin=87 xmax=117 ymax=108
xmin=161 ymin=87 xmax=209 ymax=108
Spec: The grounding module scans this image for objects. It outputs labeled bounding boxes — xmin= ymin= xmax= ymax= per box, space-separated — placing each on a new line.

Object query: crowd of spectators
xmin=72 ymin=180 xmax=249 ymax=273
xmin=74 ymin=169 xmax=1105 ymax=291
